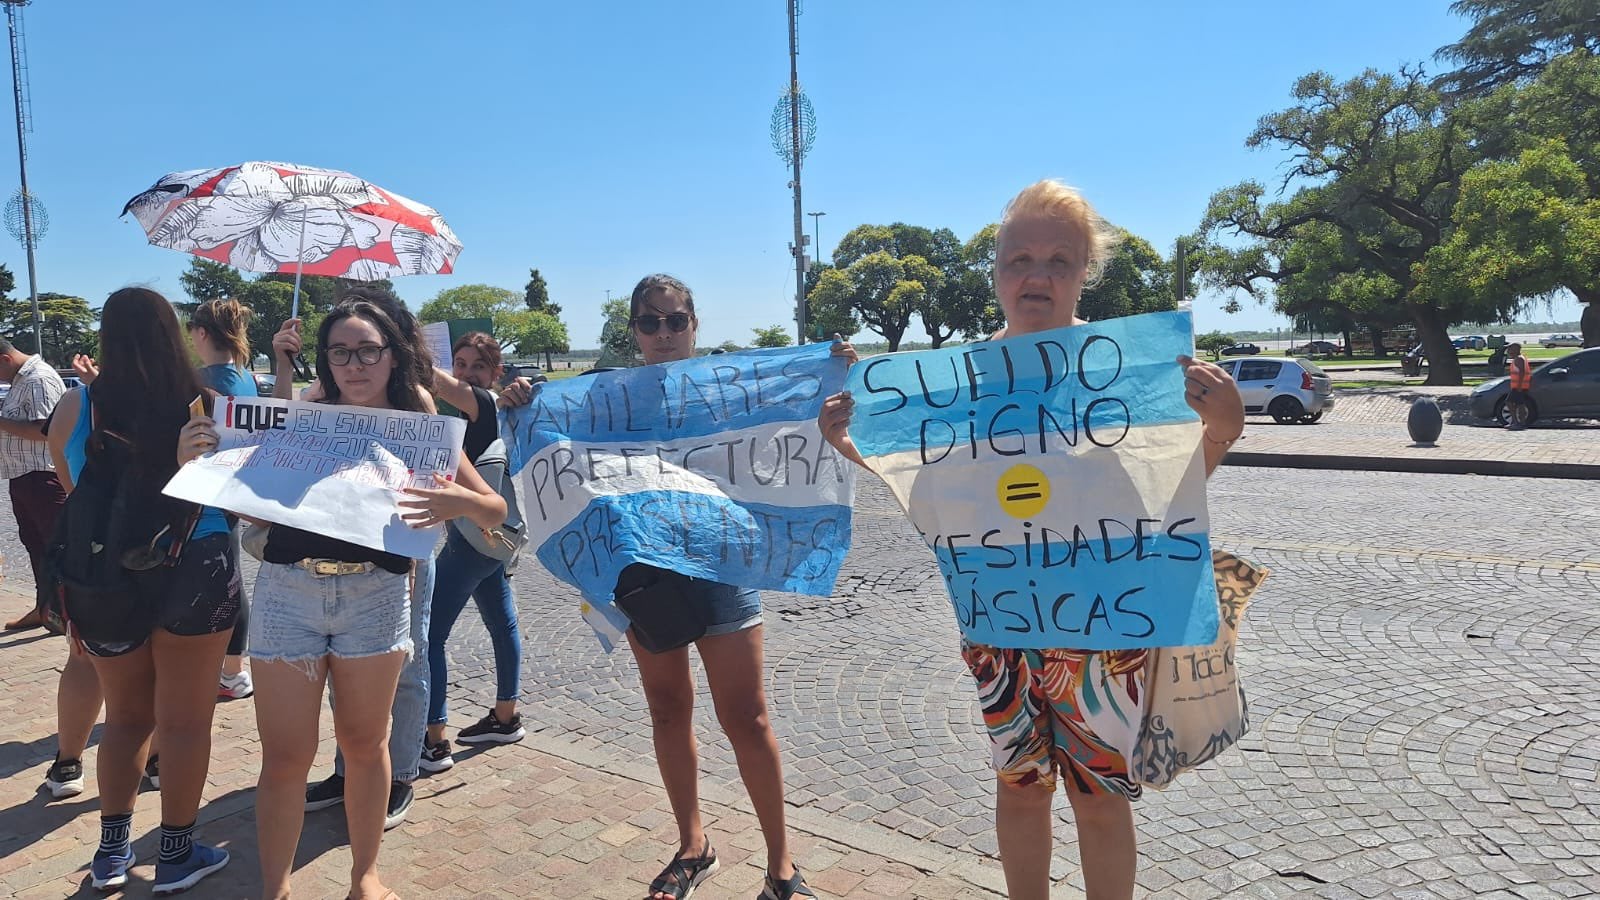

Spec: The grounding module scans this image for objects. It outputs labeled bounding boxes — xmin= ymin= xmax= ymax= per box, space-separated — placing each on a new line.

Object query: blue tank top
xmin=66 ymin=385 xmax=228 ymax=539
xmin=199 ymin=363 xmax=256 ymax=399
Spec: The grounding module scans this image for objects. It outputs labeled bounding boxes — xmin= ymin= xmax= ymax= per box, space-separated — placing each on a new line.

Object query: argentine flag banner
xmin=843 ymin=310 xmax=1217 ymax=651
xmin=502 ymin=343 xmax=856 ymax=650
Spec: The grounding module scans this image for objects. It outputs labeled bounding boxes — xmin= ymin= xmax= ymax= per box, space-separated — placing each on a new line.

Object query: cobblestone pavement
xmin=3 ymin=451 xmax=1600 ymax=896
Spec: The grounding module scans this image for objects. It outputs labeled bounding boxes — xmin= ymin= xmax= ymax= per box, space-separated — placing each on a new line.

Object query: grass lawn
xmin=1224 ymin=347 xmax=1570 ymax=367
xmin=1332 ymin=378 xmax=1490 ymax=389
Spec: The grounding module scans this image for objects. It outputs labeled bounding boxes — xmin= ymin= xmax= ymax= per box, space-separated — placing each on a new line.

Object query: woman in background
xmin=187 ymin=296 xmax=258 ymax=701
xmin=420 ymin=331 xmax=526 ymax=773
xmin=50 ymin=287 xmax=240 ymax=894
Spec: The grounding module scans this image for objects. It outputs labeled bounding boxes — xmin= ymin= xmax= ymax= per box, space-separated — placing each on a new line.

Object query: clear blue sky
xmin=0 ymin=0 xmax=1578 ymax=349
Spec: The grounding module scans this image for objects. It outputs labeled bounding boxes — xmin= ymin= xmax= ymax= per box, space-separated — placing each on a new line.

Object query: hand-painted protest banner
xmin=501 ymin=343 xmax=855 ymax=649
xmin=843 ymin=310 xmax=1217 ymax=650
xmin=163 ymin=396 xmax=466 ymax=559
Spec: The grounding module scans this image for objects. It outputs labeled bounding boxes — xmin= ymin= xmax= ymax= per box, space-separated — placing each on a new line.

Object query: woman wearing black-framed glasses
xmin=324 ymin=344 xmax=391 ymax=367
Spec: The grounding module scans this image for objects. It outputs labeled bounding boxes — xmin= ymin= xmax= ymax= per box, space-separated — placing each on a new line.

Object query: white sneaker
xmin=218 ymin=670 xmax=254 ymax=700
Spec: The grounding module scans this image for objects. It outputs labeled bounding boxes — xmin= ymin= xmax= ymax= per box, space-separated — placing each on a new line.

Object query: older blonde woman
xmin=820 ymin=180 xmax=1245 ymax=900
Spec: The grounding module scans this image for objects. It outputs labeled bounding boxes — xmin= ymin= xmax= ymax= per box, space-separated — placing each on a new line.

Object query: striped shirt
xmin=0 ymin=355 xmax=64 ymax=479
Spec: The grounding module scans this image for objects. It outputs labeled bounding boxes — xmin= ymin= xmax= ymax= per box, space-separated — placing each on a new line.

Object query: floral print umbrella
xmin=121 ymin=160 xmax=463 ymax=282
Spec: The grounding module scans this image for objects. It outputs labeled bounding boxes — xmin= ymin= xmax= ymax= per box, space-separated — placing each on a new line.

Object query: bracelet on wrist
xmin=1203 ymin=430 xmax=1241 ymax=446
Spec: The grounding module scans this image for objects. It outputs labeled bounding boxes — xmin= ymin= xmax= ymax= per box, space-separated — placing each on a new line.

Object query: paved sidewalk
xmin=1226 ymin=387 xmax=1600 ymax=476
xmin=0 ymin=597 xmax=1009 ymax=900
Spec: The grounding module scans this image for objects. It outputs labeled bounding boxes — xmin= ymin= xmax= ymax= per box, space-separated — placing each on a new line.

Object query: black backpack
xmin=41 ymin=427 xmax=199 ymax=644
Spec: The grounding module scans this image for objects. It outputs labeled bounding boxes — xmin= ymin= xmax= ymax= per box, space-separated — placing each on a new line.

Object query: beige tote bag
xmin=1132 ymin=549 xmax=1267 ymax=788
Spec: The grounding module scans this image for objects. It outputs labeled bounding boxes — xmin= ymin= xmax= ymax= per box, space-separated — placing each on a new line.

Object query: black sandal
xmin=759 ymin=865 xmax=816 ymax=899
xmin=645 ymin=840 xmax=720 ymax=899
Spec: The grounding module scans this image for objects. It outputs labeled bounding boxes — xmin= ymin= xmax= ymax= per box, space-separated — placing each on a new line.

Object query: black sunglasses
xmin=631 ymin=313 xmax=692 ymax=335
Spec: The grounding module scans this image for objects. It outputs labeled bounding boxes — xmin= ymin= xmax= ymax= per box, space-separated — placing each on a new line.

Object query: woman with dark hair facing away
xmin=47 ymin=287 xmax=242 ymax=894
xmin=187 ymin=296 xmax=259 ymax=701
xmin=596 ymin=275 xmax=852 ymax=899
xmin=189 ymin=299 xmax=505 ymax=900
xmin=418 ymin=331 xmax=526 ymax=773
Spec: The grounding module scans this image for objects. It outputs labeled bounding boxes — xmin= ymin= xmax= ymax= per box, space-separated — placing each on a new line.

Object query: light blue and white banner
xmin=503 ymin=343 xmax=855 ymax=649
xmin=843 ymin=310 xmax=1217 ymax=650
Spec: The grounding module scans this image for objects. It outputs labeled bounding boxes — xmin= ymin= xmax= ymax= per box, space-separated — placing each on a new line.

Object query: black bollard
xmin=1407 ymin=396 xmax=1443 ymax=444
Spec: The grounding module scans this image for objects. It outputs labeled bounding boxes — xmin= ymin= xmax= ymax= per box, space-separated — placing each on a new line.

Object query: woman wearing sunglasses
xmin=48 ymin=287 xmax=242 ymax=893
xmin=615 ymin=274 xmax=853 ymax=900
xmin=190 ymin=299 xmax=506 ymax=900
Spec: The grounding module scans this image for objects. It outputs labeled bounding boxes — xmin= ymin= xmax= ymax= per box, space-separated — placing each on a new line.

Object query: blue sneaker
xmin=90 ymin=845 xmax=135 ymax=891
xmin=152 ymin=843 xmax=229 ymax=895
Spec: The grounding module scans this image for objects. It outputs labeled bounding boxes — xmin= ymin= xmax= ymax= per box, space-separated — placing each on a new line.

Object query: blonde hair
xmin=190 ymin=297 xmax=253 ymax=366
xmin=998 ymin=179 xmax=1122 ymax=286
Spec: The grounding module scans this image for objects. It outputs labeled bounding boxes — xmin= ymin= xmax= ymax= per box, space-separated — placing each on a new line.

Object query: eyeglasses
xmin=325 ymin=345 xmax=390 ymax=366
xmin=631 ymin=314 xmax=692 ymax=335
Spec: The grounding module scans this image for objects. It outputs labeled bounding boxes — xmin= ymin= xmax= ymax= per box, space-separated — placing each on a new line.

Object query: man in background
xmin=0 ymin=336 xmax=66 ymax=630
xmin=0 ymin=336 xmax=102 ymax=799
xmin=1504 ymin=342 xmax=1533 ymax=431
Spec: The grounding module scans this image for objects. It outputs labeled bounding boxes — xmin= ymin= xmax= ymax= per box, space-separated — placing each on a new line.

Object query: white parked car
xmin=1541 ymin=333 xmax=1583 ymax=349
xmin=1218 ymin=356 xmax=1335 ymax=424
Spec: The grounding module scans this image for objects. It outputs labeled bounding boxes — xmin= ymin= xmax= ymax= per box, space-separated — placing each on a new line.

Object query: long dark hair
xmin=338 ymin=285 xmax=433 ymax=391
xmin=315 ymin=301 xmax=427 ymax=412
xmin=93 ymin=287 xmax=205 ymax=473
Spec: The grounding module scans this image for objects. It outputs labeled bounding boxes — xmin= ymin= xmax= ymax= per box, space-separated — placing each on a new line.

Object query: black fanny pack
xmin=612 ymin=563 xmax=704 ymax=654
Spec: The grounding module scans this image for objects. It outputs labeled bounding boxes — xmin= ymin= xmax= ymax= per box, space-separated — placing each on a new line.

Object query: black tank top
xmin=263 ymin=525 xmax=411 ymax=574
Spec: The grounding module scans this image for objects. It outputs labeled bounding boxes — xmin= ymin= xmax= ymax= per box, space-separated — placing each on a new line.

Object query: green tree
xmin=236 ymin=281 xmax=301 ymax=369
xmin=1435 ymin=0 xmax=1600 ymax=96
xmin=806 ymin=248 xmax=936 ymax=352
xmin=504 ymin=309 xmax=570 ymax=370
xmin=953 ymin=224 xmax=1004 ymax=340
xmin=1436 ymin=51 xmax=1600 ymax=346
xmin=597 ymin=298 xmax=637 ymax=367
xmin=523 ymin=268 xmax=561 ymax=315
xmin=751 ymin=325 xmax=793 ymax=348
xmin=179 ymin=259 xmax=246 ymax=308
xmin=1197 ymin=68 xmax=1504 ymax=385
xmin=1079 ymin=230 xmax=1178 ymax=322
xmin=419 ymin=284 xmax=524 ymax=337
xmin=834 ymin=222 xmax=986 ymax=347
xmin=33 ymin=294 xmax=98 ymax=366
xmin=1195 ymin=331 xmax=1235 ymax=360
xmin=0 ymin=277 xmax=97 ymax=365
xmin=256 ymin=273 xmax=393 ymax=315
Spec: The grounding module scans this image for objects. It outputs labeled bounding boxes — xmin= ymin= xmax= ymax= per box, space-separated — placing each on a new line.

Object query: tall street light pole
xmin=772 ymin=0 xmax=815 ymax=345
xmin=808 ymin=211 xmax=826 ymax=266
xmin=2 ymin=0 xmax=40 ymax=356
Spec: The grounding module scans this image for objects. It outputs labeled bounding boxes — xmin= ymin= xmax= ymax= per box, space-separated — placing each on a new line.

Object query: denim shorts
xmin=250 ymin=561 xmax=412 ymax=667
xmin=696 ymin=579 xmax=762 ymax=637
xmin=78 ymin=533 xmax=243 ymax=658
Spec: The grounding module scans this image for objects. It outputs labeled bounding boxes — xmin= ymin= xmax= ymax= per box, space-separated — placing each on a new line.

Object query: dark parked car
xmin=1220 ymin=343 xmax=1262 ymax=356
xmin=1290 ymin=340 xmax=1341 ymax=356
xmin=253 ymin=373 xmax=277 ymax=396
xmin=1470 ymin=348 xmax=1600 ymax=425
